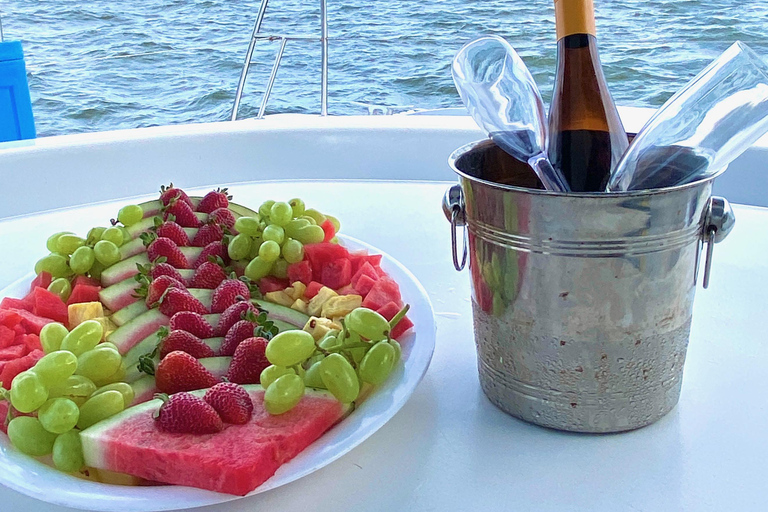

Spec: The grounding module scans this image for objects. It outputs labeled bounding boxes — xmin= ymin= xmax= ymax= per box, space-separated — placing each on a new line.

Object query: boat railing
xmin=231 ymin=0 xmax=328 ymax=120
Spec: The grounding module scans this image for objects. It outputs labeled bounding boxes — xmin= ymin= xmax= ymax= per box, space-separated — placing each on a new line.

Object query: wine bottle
xmin=548 ymin=0 xmax=628 ymax=192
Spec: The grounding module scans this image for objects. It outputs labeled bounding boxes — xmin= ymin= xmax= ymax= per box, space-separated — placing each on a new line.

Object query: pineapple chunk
xmin=264 ymin=290 xmax=295 ymax=308
xmin=303 ymin=316 xmax=342 ymax=341
xmin=307 ymin=286 xmax=338 ymax=316
xmin=68 ymin=302 xmax=104 ymax=328
xmin=286 ymin=282 xmax=307 ymax=301
xmin=94 ymin=316 xmax=117 ymax=341
xmin=291 ymin=298 xmax=309 ymax=314
xmin=321 ymin=295 xmax=363 ymax=319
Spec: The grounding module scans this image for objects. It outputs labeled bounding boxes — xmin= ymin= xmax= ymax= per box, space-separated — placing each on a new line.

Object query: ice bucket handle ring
xmin=702 ymin=196 xmax=735 ymax=289
xmin=442 ymin=184 xmax=467 ymax=271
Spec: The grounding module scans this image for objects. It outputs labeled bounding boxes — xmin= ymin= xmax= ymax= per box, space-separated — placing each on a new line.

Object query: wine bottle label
xmin=554 ymin=0 xmax=597 ymax=39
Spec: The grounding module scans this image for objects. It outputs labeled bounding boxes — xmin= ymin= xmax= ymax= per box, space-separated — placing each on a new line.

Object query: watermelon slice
xmin=0 ymin=325 xmax=14 ymax=348
xmin=320 ymin=219 xmax=335 ymax=243
xmin=351 ymin=262 xmax=379 ymax=289
xmin=304 ymin=281 xmax=323 ymax=300
xmin=320 ymin=258 xmax=352 ymax=290
xmin=30 ymin=287 xmax=69 ymax=325
xmin=73 ymin=275 xmax=102 ymax=288
xmin=287 ymin=260 xmax=312 ymax=286
xmin=81 ymin=386 xmax=350 ymax=495
xmin=20 ymin=333 xmax=42 ymax=353
xmin=361 ymin=277 xmax=402 ymax=311
xmin=30 ymin=271 xmax=53 ymax=291
xmin=0 ymin=297 xmax=33 ymax=312
xmin=354 ymin=274 xmax=377 ymax=296
xmin=67 ymin=283 xmax=102 ymax=305
xmin=0 ymin=310 xmax=22 ymax=328
xmin=376 ymin=301 xmax=414 ymax=340
xmin=0 ymin=349 xmax=43 ymax=389
xmin=258 ymin=276 xmax=289 ymax=294
xmin=304 ymin=243 xmax=350 ymax=281
xmin=349 ymin=251 xmax=383 ymax=274
xmin=0 ymin=344 xmax=27 ymax=361
xmin=1 ymin=309 xmax=54 ymax=335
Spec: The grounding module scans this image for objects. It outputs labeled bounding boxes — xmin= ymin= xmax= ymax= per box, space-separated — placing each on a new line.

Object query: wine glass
xmin=452 ymin=35 xmax=571 ymax=192
xmin=607 ymin=41 xmax=768 ymax=191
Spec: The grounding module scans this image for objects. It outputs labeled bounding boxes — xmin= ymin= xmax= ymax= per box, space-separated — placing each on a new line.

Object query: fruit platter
xmin=0 ymin=185 xmax=435 ymax=511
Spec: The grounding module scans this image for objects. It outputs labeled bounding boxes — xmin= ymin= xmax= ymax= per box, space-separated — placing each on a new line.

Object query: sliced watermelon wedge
xmin=29 ymin=271 xmax=53 ymax=291
xmin=30 ymin=287 xmax=69 ymax=325
xmin=287 ymin=260 xmax=312 ymax=286
xmin=81 ymin=386 xmax=351 ymax=495
xmin=361 ymin=277 xmax=402 ymax=311
xmin=67 ymin=284 xmax=102 ymax=305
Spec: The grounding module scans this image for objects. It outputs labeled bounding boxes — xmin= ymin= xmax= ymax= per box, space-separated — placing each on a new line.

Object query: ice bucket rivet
xmin=445 ymin=139 xmax=734 ymax=433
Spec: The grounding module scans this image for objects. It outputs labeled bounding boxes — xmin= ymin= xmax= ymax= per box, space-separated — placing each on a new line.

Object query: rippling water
xmin=3 ymin=0 xmax=768 ymax=136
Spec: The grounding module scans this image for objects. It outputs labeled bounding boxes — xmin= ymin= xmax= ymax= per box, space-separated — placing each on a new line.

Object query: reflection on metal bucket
xmin=444 ymin=139 xmax=734 ymax=433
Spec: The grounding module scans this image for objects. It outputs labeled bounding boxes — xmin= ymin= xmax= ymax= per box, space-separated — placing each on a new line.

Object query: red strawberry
xmin=219 ymin=319 xmax=258 ymax=356
xmin=156 ymin=220 xmax=190 ymax=246
xmin=195 ymin=241 xmax=228 ymax=269
xmin=190 ymin=260 xmax=228 ymax=289
xmin=226 ymin=337 xmax=270 ymax=384
xmin=151 ymin=262 xmax=188 ymax=285
xmin=164 ymin=199 xmax=202 ymax=228
xmin=203 ymin=382 xmax=253 ymax=424
xmin=159 ymin=183 xmax=193 ymax=207
xmin=159 ymin=329 xmax=215 ymax=359
xmin=197 ymin=188 xmax=232 ymax=214
xmin=209 ymin=208 xmax=236 ymax=230
xmin=155 ymin=351 xmax=220 ymax=394
xmin=191 ymin=222 xmax=224 ymax=247
xmin=144 ymin=275 xmax=185 ymax=307
xmin=147 ymin=238 xmax=189 ymax=269
xmin=211 ymin=277 xmax=251 ymax=313
xmin=159 ymin=287 xmax=209 ymax=316
xmin=216 ymin=300 xmax=259 ymax=336
xmin=155 ymin=392 xmax=223 ymax=434
xmin=169 ymin=311 xmax=215 ymax=338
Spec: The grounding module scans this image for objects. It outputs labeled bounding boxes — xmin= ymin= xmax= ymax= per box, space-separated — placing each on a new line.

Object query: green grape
xmin=293 ymin=225 xmax=324 ymax=245
xmin=345 ymin=308 xmax=391 ymax=341
xmin=248 ymin=237 xmax=262 ymax=259
xmin=89 ymin=261 xmax=105 ymax=280
xmin=234 ymin=216 xmax=261 ymax=236
xmin=48 ymin=375 xmax=97 ymax=406
xmin=303 ymin=208 xmax=327 ymax=225
xmin=258 ymin=240 xmax=280 ymax=263
xmin=40 ymin=322 xmax=69 ymax=354
xmin=92 ymin=382 xmax=134 ymax=408
xmin=262 ymin=225 xmax=285 ymax=245
xmin=91 ymin=360 xmax=127 ymax=388
xmin=38 ymin=397 xmax=80 ymax=434
xmin=10 ymin=371 xmax=49 ymax=413
xmin=56 ymin=234 xmax=86 ymax=255
xmin=76 ymin=345 xmax=122 ymax=382
xmin=343 ymin=331 xmax=367 ymax=365
xmin=318 ymin=331 xmax=340 ymax=350
xmin=304 ymin=361 xmax=326 ymax=389
xmin=282 ymin=238 xmax=304 ymax=264
xmin=269 ymin=202 xmax=293 ymax=226
xmin=265 ymin=330 xmax=316 ymax=367
xmin=264 ymin=374 xmax=305 ymax=415
xmin=118 ymin=226 xmax=132 ymax=244
xmin=258 ymin=200 xmax=275 ymax=218
xmin=70 ymin=246 xmax=95 ymax=274
xmin=60 ymin=320 xmax=103 ymax=356
xmin=117 ymin=204 xmax=144 ymax=227
xmin=52 ymin=430 xmax=85 ymax=472
xmin=244 ymin=256 xmax=273 ymax=281
xmin=389 ymin=339 xmax=402 ymax=364
xmin=272 ymin=258 xmax=289 ymax=279
xmin=100 ymin=227 xmax=124 ymax=247
xmin=7 ymin=417 xmax=58 ymax=456
xmin=33 ymin=350 xmax=78 ymax=387
xmin=326 ymin=214 xmax=341 ymax=233
xmin=358 ymin=341 xmax=396 ymax=385
xmin=259 ymin=365 xmax=296 ymax=389
xmin=228 ymin=233 xmax=252 ymax=261
xmin=77 ymin=390 xmax=125 ymax=429
xmin=47 ymin=277 xmax=72 ymax=302
xmin=46 ymin=231 xmax=73 ymax=253
xmin=35 ymin=253 xmax=71 ymax=278
xmin=299 ymin=215 xmax=317 ymax=225
xmin=319 ymin=353 xmax=359 ymax=403
xmin=284 ymin=219 xmax=310 ymax=238
xmin=93 ymin=240 xmax=121 ymax=266
xmin=86 ymin=226 xmax=107 ymax=246
xmin=288 ymin=198 xmax=305 ymax=217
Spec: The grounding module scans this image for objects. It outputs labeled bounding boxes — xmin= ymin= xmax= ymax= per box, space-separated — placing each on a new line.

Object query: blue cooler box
xmin=0 ymin=40 xmax=36 ymax=142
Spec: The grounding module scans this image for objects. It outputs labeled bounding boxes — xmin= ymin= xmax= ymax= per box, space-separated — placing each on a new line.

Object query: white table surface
xmin=1 ymin=180 xmax=767 ymax=512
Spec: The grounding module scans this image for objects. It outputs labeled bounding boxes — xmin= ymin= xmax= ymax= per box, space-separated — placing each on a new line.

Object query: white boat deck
xmin=1 ymin=112 xmax=767 ymax=511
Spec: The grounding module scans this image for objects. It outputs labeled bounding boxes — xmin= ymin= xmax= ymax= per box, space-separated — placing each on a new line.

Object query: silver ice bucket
xmin=444 ymin=140 xmax=735 ymax=433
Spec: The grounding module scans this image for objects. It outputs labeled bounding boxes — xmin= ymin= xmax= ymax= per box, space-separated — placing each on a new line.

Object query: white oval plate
xmin=0 ymin=234 xmax=436 ymax=511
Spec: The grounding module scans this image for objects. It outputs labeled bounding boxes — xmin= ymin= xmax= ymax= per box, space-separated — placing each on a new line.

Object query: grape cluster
xmin=35 ymin=204 xmax=143 ymax=301
xmin=3 ymin=320 xmax=132 ymax=472
xmin=229 ymin=199 xmax=339 ymax=282
xmin=259 ymin=304 xmax=407 ymax=414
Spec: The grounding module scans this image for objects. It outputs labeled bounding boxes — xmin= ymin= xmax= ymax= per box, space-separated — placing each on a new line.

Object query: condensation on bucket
xmin=450 ymin=139 xmax=717 ymax=433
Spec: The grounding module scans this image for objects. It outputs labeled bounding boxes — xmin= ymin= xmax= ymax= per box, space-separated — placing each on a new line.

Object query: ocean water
xmin=2 ymin=0 xmax=768 ymax=137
